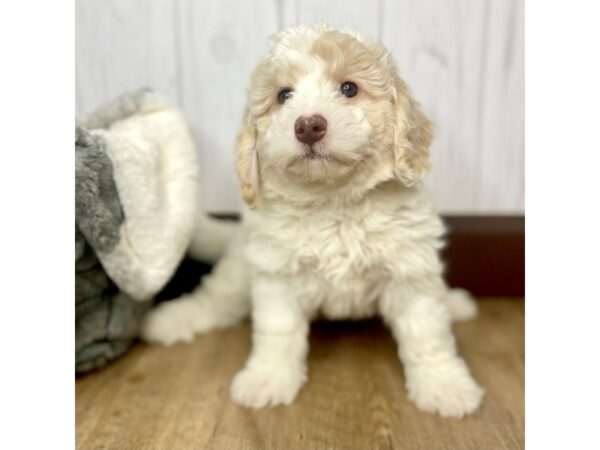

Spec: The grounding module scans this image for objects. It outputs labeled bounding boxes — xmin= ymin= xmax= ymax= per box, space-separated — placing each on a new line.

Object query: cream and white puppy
xmin=142 ymin=23 xmax=483 ymax=418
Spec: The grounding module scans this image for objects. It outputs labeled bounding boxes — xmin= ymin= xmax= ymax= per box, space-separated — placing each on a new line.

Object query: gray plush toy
xmin=75 ymin=126 xmax=150 ymax=373
xmin=75 ymin=89 xmax=217 ymax=374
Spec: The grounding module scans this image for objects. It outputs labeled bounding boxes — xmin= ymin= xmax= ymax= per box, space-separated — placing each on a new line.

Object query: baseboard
xmin=158 ymin=214 xmax=524 ymax=301
xmin=442 ymin=216 xmax=524 ymax=297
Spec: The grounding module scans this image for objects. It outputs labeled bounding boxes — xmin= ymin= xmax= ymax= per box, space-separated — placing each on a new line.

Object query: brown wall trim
xmin=196 ymin=214 xmax=524 ymax=298
xmin=442 ymin=216 xmax=524 ymax=297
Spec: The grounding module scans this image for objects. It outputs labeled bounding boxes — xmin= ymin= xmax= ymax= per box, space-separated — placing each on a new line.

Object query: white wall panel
xmin=76 ymin=0 xmax=179 ymax=114
xmin=76 ymin=0 xmax=524 ymax=214
xmin=174 ymin=0 xmax=279 ymax=212
xmin=279 ymin=0 xmax=381 ymax=38
xmin=381 ymin=0 xmax=524 ymax=213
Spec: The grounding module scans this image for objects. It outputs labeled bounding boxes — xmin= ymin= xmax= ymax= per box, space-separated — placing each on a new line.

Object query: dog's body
xmin=142 ymin=23 xmax=484 ymax=418
xmin=245 ymin=182 xmax=444 ymax=322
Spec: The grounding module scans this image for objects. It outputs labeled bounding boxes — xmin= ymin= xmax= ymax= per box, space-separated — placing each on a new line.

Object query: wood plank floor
xmin=76 ymin=298 xmax=524 ymax=450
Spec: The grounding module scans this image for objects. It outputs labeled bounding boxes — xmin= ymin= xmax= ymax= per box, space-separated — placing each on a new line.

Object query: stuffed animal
xmin=75 ymin=89 xmax=232 ymax=373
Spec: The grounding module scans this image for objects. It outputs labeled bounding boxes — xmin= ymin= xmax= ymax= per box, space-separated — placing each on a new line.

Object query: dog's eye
xmin=340 ymin=81 xmax=358 ymax=98
xmin=277 ymin=88 xmax=293 ymax=104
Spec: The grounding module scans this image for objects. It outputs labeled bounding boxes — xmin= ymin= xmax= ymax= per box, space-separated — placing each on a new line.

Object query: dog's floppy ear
xmin=391 ymin=73 xmax=433 ymax=186
xmin=236 ymin=107 xmax=260 ymax=209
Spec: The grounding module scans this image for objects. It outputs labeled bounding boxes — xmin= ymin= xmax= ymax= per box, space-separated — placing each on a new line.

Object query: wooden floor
xmin=76 ymin=298 xmax=524 ymax=450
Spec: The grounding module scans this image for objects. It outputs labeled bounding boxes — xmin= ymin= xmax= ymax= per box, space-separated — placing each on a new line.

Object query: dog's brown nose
xmin=294 ymin=115 xmax=327 ymax=145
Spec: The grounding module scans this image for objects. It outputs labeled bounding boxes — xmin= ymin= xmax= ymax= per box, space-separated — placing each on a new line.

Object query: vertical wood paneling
xmin=75 ymin=0 xmax=179 ymax=115
xmin=381 ymin=0 xmax=524 ymax=213
xmin=478 ymin=0 xmax=524 ymax=212
xmin=279 ymin=0 xmax=381 ymax=38
xmin=76 ymin=0 xmax=524 ymax=214
xmin=175 ymin=0 xmax=279 ymax=213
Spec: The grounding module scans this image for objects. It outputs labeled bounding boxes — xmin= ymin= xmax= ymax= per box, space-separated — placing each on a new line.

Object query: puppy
xmin=142 ymin=23 xmax=483 ymax=418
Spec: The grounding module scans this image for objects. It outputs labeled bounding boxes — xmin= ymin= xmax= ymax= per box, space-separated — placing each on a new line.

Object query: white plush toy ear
xmin=79 ymin=90 xmax=200 ymax=301
xmin=236 ymin=107 xmax=260 ymax=209
xmin=392 ymin=73 xmax=433 ymax=186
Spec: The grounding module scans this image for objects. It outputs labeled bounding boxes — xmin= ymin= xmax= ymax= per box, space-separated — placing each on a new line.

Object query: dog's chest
xmin=293 ymin=215 xmax=386 ymax=278
xmin=247 ymin=208 xmax=402 ymax=318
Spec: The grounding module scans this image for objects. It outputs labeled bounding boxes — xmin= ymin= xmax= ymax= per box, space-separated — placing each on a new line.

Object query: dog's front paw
xmin=140 ymin=300 xmax=196 ymax=346
xmin=230 ymin=364 xmax=307 ymax=409
xmin=405 ymin=358 xmax=484 ymax=418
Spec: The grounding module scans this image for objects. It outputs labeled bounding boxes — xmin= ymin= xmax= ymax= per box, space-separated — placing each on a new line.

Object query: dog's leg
xmin=230 ymin=275 xmax=309 ymax=409
xmin=140 ymin=252 xmax=250 ymax=346
xmin=380 ymin=278 xmax=484 ymax=418
xmin=445 ymin=287 xmax=478 ymax=322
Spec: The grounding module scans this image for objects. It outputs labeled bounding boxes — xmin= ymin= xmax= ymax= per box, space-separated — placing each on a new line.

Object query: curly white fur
xmin=142 ymin=23 xmax=483 ymax=418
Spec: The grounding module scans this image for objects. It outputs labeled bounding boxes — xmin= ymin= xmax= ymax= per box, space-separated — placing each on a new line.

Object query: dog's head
xmin=237 ymin=23 xmax=432 ymax=208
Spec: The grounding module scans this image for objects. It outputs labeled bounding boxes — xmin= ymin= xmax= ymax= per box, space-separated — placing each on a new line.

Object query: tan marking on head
xmin=310 ymin=31 xmax=393 ymax=99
